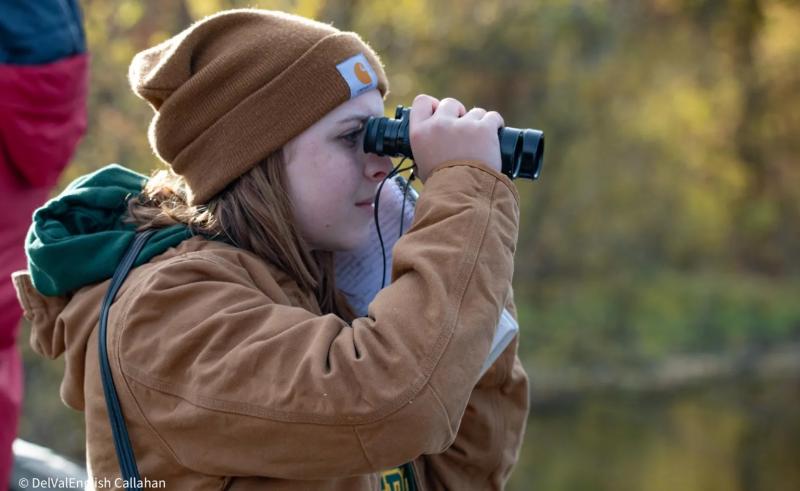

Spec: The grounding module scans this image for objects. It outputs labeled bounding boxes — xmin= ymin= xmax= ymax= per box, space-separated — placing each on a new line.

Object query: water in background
xmin=509 ymin=376 xmax=800 ymax=491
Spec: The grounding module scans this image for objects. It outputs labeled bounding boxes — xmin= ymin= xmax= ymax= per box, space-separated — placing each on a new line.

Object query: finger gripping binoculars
xmin=363 ymin=105 xmax=544 ymax=181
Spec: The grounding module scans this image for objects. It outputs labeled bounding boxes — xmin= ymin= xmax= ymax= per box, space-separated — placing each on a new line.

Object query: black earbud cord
xmin=373 ymin=157 xmax=415 ymax=291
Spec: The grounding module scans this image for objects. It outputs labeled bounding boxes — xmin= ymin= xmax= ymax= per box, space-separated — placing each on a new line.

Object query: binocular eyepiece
xmin=363 ymin=105 xmax=544 ymax=181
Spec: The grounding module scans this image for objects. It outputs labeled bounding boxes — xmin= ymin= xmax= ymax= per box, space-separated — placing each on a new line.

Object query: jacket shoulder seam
xmin=121 ymin=376 xmax=187 ymax=467
xmin=352 ymin=425 xmax=376 ymax=472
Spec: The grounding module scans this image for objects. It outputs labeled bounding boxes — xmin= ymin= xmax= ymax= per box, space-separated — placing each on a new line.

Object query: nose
xmin=364 ymin=152 xmax=393 ymax=182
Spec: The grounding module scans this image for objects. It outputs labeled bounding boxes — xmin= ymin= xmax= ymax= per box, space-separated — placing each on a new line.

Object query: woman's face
xmin=283 ymin=90 xmax=393 ymax=252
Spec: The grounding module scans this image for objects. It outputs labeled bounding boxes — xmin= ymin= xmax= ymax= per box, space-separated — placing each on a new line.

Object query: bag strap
xmin=98 ymin=230 xmax=155 ymax=490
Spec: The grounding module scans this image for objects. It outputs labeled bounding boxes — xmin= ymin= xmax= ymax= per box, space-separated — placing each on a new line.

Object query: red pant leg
xmin=0 ymin=164 xmax=52 ymax=490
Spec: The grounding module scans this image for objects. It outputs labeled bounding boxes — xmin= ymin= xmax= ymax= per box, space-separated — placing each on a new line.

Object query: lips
xmin=355 ymin=198 xmax=374 ymax=206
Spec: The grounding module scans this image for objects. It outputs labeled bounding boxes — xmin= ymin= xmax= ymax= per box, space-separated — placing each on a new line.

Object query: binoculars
xmin=363 ymin=105 xmax=544 ymax=181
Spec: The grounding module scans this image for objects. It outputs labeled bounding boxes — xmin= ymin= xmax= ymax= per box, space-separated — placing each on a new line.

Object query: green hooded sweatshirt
xmin=25 ymin=164 xmax=195 ymax=297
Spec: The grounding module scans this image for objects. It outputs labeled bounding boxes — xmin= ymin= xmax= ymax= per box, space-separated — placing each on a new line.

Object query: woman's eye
xmin=341 ymin=128 xmax=363 ymax=147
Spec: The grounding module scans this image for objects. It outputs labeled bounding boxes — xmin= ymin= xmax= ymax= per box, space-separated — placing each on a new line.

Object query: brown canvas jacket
xmin=14 ymin=161 xmax=529 ymax=490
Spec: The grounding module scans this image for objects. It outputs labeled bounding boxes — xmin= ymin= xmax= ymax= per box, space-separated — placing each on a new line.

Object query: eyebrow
xmin=337 ymin=113 xmax=381 ymax=125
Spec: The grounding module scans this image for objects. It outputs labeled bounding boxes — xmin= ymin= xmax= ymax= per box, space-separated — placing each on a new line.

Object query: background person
xmin=0 ymin=1 xmax=88 ymax=488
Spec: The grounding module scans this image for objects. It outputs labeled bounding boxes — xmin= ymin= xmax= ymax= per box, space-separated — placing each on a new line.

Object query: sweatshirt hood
xmin=26 ymin=164 xmax=192 ymax=296
xmin=14 ymin=164 xmax=195 ymax=410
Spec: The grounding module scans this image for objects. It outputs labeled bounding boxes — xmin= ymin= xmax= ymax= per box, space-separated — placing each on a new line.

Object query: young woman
xmin=14 ymin=9 xmax=529 ymax=490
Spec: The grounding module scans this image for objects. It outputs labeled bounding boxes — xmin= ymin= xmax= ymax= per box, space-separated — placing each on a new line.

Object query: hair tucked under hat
xmin=129 ymin=8 xmax=389 ymax=205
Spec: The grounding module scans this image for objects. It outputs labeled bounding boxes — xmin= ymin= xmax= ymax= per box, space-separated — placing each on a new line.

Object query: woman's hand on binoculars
xmin=409 ymin=94 xmax=504 ymax=183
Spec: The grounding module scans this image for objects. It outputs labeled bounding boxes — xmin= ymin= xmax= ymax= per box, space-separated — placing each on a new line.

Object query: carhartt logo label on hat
xmin=336 ymin=53 xmax=378 ymax=99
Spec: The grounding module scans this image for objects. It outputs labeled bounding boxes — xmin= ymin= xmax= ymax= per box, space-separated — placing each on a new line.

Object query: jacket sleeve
xmin=114 ymin=162 xmax=519 ymax=480
xmin=413 ymin=295 xmax=530 ymax=490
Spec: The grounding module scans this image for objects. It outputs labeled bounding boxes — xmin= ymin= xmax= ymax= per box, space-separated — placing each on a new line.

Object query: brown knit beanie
xmin=129 ymin=9 xmax=389 ymax=205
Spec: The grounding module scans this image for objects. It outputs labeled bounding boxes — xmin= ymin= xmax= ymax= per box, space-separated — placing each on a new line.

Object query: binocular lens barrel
xmin=498 ymin=127 xmax=544 ymax=180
